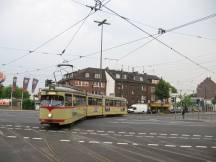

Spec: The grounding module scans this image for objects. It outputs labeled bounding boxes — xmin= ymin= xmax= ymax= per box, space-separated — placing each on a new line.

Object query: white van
xmin=128 ymin=104 xmax=148 ymax=113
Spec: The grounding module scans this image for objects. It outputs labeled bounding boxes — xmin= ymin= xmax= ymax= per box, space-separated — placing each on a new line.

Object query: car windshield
xmin=40 ymin=95 xmax=64 ymax=107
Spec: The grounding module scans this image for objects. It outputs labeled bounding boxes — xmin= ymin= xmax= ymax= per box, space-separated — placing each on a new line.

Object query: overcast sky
xmin=0 ymin=0 xmax=216 ymax=94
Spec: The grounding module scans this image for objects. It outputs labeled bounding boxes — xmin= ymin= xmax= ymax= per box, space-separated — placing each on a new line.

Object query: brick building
xmin=59 ymin=67 xmax=160 ymax=106
xmin=197 ymin=77 xmax=216 ymax=100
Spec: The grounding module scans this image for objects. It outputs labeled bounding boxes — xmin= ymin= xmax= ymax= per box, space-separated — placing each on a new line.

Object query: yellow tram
xmin=39 ymin=84 xmax=127 ymax=125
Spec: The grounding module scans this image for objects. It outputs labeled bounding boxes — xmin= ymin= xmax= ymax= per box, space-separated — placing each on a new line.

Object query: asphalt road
xmin=0 ymin=110 xmax=215 ymax=162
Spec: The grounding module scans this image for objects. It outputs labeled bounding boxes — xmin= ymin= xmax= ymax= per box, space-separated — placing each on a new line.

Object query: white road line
xmin=78 ymin=141 xmax=85 ymax=143
xmin=204 ymin=135 xmax=213 ymax=138
xmin=145 ymin=136 xmax=154 ymax=138
xmin=138 ymin=133 xmax=146 ymax=135
xmin=196 ymin=146 xmax=207 ymax=148
xmin=193 ymin=135 xmax=201 ymax=137
xmin=159 ymin=134 xmax=167 ymax=136
xmin=97 ymin=130 xmax=105 ymax=133
xmin=32 ymin=137 xmax=42 ymax=140
xmin=7 ymin=136 xmax=16 ymax=138
xmin=148 ymin=144 xmax=159 ymax=146
xmin=170 ymin=134 xmax=178 ymax=136
xmin=179 ymin=137 xmax=189 ymax=139
xmin=103 ymin=142 xmax=112 ymax=144
xmin=107 ymin=131 xmax=115 ymax=133
xmin=60 ymin=139 xmax=70 ymax=142
xmin=58 ymin=131 xmax=66 ymax=133
xmin=15 ymin=125 xmax=21 ymax=128
xmin=23 ymin=137 xmax=29 ymax=139
xmin=6 ymin=125 xmax=12 ymax=127
xmin=117 ymin=143 xmax=128 ymax=145
xmin=132 ymin=143 xmax=139 ymax=146
xmin=86 ymin=130 xmax=94 ymax=132
xmin=50 ymin=131 xmax=57 ymax=133
xmin=182 ymin=134 xmax=190 ymax=137
xmin=211 ymin=146 xmax=216 ymax=149
xmin=150 ymin=133 xmax=157 ymax=135
xmin=129 ymin=132 xmax=136 ymax=134
xmin=80 ymin=132 xmax=88 ymax=135
xmin=124 ymin=134 xmax=133 ymax=137
xmin=8 ymin=128 xmax=14 ymax=130
xmin=32 ymin=127 xmax=39 ymax=129
xmin=165 ymin=145 xmax=176 ymax=147
xmin=118 ymin=132 xmax=126 ymax=134
xmin=24 ymin=129 xmax=32 ymax=131
xmin=73 ymin=129 xmax=80 ymax=131
xmin=39 ymin=130 xmax=46 ymax=132
xmin=89 ymin=141 xmax=99 ymax=144
xmin=14 ymin=128 xmax=21 ymax=130
xmin=180 ymin=145 xmax=192 ymax=148
xmin=71 ymin=131 xmax=77 ymax=134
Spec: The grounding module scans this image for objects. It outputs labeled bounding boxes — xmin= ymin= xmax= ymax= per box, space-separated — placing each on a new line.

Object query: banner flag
xmin=12 ymin=77 xmax=17 ymax=92
xmin=32 ymin=78 xmax=39 ymax=93
xmin=23 ymin=77 xmax=30 ymax=92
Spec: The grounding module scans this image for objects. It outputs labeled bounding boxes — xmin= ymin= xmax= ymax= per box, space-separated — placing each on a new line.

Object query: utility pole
xmin=94 ymin=19 xmax=110 ymax=95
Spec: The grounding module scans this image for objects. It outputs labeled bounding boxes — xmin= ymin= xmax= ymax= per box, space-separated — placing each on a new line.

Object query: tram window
xmin=65 ymin=94 xmax=72 ymax=106
xmin=40 ymin=95 xmax=64 ymax=106
xmin=105 ymin=99 xmax=109 ymax=106
xmin=110 ymin=100 xmax=116 ymax=107
xmin=97 ymin=99 xmax=102 ymax=106
xmin=116 ymin=101 xmax=121 ymax=106
xmin=88 ymin=97 xmax=102 ymax=106
xmin=73 ymin=95 xmax=86 ymax=106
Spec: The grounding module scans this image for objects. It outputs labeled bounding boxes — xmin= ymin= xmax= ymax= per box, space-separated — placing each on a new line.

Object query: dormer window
xmin=94 ymin=73 xmax=100 ymax=79
xmin=123 ymin=74 xmax=127 ymax=79
xmin=85 ymin=73 xmax=89 ymax=78
xmin=116 ymin=73 xmax=120 ymax=79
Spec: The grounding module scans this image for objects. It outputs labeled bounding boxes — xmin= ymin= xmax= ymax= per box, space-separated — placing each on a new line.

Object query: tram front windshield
xmin=40 ymin=95 xmax=64 ymax=107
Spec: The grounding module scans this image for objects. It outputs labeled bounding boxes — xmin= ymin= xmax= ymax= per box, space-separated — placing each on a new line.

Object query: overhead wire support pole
xmin=94 ymin=19 xmax=110 ymax=95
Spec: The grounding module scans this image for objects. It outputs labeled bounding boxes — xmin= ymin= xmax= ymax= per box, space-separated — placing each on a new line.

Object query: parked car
xmin=128 ymin=104 xmax=148 ymax=113
xmin=169 ymin=108 xmax=182 ymax=113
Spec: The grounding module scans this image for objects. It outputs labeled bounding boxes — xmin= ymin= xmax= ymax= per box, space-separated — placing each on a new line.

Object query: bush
xmin=22 ymin=99 xmax=35 ymax=110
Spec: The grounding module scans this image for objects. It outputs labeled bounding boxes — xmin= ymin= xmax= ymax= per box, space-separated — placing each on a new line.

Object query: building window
xmin=151 ymin=87 xmax=155 ymax=93
xmin=152 ymin=79 xmax=159 ymax=84
xmin=123 ymin=74 xmax=127 ymax=79
xmin=151 ymin=95 xmax=155 ymax=101
xmin=140 ymin=77 xmax=143 ymax=81
xmin=94 ymin=73 xmax=100 ymax=79
xmin=93 ymin=82 xmax=100 ymax=87
xmin=116 ymin=74 xmax=120 ymax=79
xmin=81 ymin=81 xmax=89 ymax=86
xmin=85 ymin=73 xmax=89 ymax=78
xmin=132 ymin=90 xmax=134 ymax=95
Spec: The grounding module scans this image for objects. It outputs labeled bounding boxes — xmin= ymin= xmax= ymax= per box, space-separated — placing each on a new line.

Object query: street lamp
xmin=94 ymin=19 xmax=110 ymax=95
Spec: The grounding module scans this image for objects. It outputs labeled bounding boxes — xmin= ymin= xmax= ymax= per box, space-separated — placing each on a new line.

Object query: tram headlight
xmin=48 ymin=113 xmax=52 ymax=118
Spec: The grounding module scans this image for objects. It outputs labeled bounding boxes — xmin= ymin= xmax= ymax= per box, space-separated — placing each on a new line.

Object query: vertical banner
xmin=12 ymin=77 xmax=17 ymax=92
xmin=32 ymin=78 xmax=39 ymax=93
xmin=23 ymin=77 xmax=30 ymax=92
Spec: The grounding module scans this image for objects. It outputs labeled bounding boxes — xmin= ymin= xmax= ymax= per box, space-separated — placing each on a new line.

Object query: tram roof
xmin=41 ymin=86 xmax=85 ymax=95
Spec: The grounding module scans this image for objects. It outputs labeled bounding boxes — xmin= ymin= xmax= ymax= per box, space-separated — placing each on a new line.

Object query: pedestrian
xmin=182 ymin=108 xmax=185 ymax=120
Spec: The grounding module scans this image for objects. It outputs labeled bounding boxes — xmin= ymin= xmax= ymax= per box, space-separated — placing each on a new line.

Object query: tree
xmin=167 ymin=82 xmax=177 ymax=93
xmin=180 ymin=94 xmax=194 ymax=111
xmin=0 ymin=86 xmax=30 ymax=99
xmin=155 ymin=79 xmax=170 ymax=101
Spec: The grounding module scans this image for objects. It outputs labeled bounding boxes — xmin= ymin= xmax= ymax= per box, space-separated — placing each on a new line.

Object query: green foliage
xmin=212 ymin=96 xmax=216 ymax=105
xmin=180 ymin=94 xmax=194 ymax=109
xmin=22 ymin=99 xmax=35 ymax=110
xmin=0 ymin=86 xmax=30 ymax=99
xmin=167 ymin=82 xmax=177 ymax=93
xmin=155 ymin=79 xmax=170 ymax=100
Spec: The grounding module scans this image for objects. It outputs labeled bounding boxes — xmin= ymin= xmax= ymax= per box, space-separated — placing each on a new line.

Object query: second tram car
xmin=39 ymin=84 xmax=127 ymax=125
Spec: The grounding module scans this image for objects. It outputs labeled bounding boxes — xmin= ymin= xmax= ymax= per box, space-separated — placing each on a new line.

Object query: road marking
xmin=39 ymin=130 xmax=46 ymax=132
xmin=86 ymin=130 xmax=94 ymax=132
xmin=136 ymin=136 xmax=143 ymax=138
xmin=150 ymin=132 xmax=157 ymax=135
xmin=73 ymin=129 xmax=80 ymax=131
xmin=97 ymin=130 xmax=105 ymax=133
xmin=129 ymin=132 xmax=136 ymax=134
xmin=204 ymin=135 xmax=213 ymax=138
xmin=118 ymin=132 xmax=126 ymax=134
xmin=117 ymin=143 xmax=128 ymax=145
xmin=32 ymin=127 xmax=39 ymax=129
xmin=148 ymin=144 xmax=159 ymax=146
xmin=179 ymin=137 xmax=189 ymax=139
xmin=58 ymin=131 xmax=66 ymax=133
xmin=8 ymin=128 xmax=14 ymax=130
xmin=6 ymin=125 xmax=12 ymax=127
xmin=182 ymin=134 xmax=190 ymax=137
xmin=138 ymin=133 xmax=146 ymax=135
xmin=15 ymin=125 xmax=21 ymax=128
xmin=32 ymin=137 xmax=42 ymax=140
xmin=145 ymin=136 xmax=154 ymax=138
xmin=193 ymin=135 xmax=201 ymax=137
xmin=24 ymin=129 xmax=32 ymax=131
xmin=23 ymin=137 xmax=29 ymax=139
xmin=180 ymin=145 xmax=192 ymax=148
xmin=89 ymin=141 xmax=99 ymax=144
xmin=7 ymin=136 xmax=16 ymax=138
xmin=170 ymin=134 xmax=178 ymax=136
xmin=132 ymin=143 xmax=139 ymax=146
xmin=71 ymin=131 xmax=77 ymax=134
xmin=196 ymin=146 xmax=207 ymax=148
xmin=107 ymin=131 xmax=115 ymax=133
xmin=103 ymin=142 xmax=112 ymax=144
xmin=50 ymin=131 xmax=57 ymax=133
xmin=60 ymin=139 xmax=70 ymax=142
xmin=80 ymin=132 xmax=88 ymax=135
xmin=211 ymin=146 xmax=216 ymax=149
xmin=124 ymin=134 xmax=133 ymax=137
xmin=78 ymin=141 xmax=85 ymax=143
xmin=165 ymin=145 xmax=176 ymax=147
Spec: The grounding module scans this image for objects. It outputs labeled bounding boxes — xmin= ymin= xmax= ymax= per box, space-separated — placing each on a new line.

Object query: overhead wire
xmin=102 ymin=5 xmax=216 ymax=74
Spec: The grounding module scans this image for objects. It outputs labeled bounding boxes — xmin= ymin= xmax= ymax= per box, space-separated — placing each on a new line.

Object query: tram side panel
xmin=86 ymin=97 xmax=103 ymax=117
